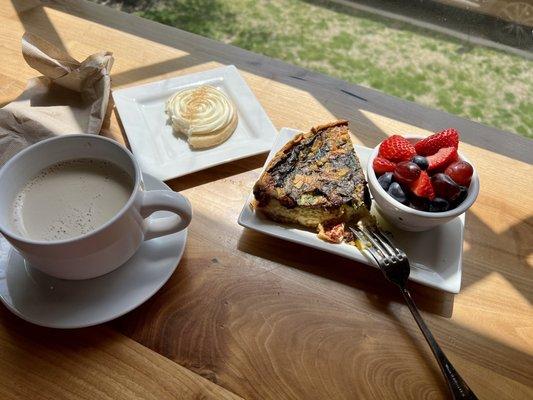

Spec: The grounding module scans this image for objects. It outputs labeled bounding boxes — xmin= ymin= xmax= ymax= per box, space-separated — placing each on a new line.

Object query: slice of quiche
xmin=253 ymin=120 xmax=371 ymax=243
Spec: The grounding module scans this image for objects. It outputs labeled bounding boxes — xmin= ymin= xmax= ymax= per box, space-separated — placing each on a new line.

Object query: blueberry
xmin=411 ymin=155 xmax=429 ymax=170
xmin=429 ymin=197 xmax=450 ymax=212
xmin=387 ymin=182 xmax=408 ymax=204
xmin=378 ymin=172 xmax=394 ymax=191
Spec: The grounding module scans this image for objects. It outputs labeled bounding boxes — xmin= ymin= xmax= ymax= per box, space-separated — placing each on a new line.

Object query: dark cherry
xmin=431 ymin=173 xmax=462 ymax=200
xmin=387 ymin=182 xmax=408 ymax=204
xmin=378 ymin=172 xmax=394 ymax=191
xmin=411 ymin=155 xmax=429 ymax=170
xmin=445 ymin=161 xmax=473 ymax=187
xmin=394 ymin=161 xmax=421 ymax=185
xmin=450 ymin=186 xmax=468 ymax=208
xmin=409 ymin=195 xmax=430 ymax=211
xmin=429 ymin=197 xmax=450 ymax=212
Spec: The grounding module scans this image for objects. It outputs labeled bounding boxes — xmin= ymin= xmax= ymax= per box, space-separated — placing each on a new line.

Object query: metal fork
xmin=350 ymin=226 xmax=478 ymax=400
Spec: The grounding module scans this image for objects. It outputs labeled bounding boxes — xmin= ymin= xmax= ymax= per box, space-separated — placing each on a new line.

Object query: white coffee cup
xmin=0 ymin=135 xmax=192 ymax=280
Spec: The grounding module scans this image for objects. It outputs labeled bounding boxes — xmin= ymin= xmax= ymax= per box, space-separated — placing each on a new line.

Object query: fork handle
xmin=401 ymin=288 xmax=478 ymax=399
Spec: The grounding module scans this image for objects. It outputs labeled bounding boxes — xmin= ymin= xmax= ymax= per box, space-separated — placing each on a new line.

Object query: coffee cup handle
xmin=140 ymin=190 xmax=192 ymax=240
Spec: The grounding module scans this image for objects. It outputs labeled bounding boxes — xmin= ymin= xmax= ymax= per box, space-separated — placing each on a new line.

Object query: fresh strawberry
xmin=415 ymin=128 xmax=459 ymax=156
xmin=427 ymin=146 xmax=458 ymax=172
xmin=379 ymin=135 xmax=416 ymax=162
xmin=410 ymin=171 xmax=435 ymax=200
xmin=373 ymin=157 xmax=396 ymax=175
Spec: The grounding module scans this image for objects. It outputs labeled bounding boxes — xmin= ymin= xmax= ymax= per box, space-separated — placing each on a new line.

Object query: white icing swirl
xmin=165 ymin=85 xmax=236 ymax=138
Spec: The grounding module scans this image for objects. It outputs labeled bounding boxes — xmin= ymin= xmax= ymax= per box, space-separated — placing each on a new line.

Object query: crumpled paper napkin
xmin=0 ymin=32 xmax=114 ymax=166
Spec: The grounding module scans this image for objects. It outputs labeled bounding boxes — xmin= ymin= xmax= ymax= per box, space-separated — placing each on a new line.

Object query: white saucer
xmin=113 ymin=65 xmax=276 ymax=181
xmin=0 ymin=173 xmax=187 ymax=329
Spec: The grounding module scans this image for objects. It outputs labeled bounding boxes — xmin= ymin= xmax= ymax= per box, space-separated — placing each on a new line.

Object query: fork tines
xmin=349 ymin=225 xmax=405 ymax=264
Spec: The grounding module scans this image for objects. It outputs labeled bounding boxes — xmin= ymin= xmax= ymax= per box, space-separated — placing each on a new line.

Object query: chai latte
xmin=11 ymin=159 xmax=133 ymax=241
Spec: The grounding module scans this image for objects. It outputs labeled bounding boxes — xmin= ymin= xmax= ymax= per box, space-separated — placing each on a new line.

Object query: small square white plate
xmin=238 ymin=128 xmax=463 ymax=293
xmin=113 ymin=65 xmax=277 ymax=181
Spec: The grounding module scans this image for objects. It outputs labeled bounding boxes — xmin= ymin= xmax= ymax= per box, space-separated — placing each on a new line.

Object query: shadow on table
xmin=164 ymin=152 xmax=268 ymax=191
xmin=0 ymin=307 xmax=108 ymax=374
xmin=10 ymin=0 xmax=68 ymax=52
xmin=237 ymin=228 xmax=455 ymax=318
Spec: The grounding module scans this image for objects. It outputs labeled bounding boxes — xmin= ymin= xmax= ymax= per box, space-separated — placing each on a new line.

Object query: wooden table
xmin=1 ymin=1 xmax=532 ymax=399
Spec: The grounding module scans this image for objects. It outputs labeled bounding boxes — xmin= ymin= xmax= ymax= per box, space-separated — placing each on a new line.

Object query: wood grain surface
xmin=0 ymin=311 xmax=242 ymax=400
xmin=0 ymin=1 xmax=532 ymax=399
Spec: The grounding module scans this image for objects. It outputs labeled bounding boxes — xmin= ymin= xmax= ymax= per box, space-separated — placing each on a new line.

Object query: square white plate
xmin=113 ymin=65 xmax=277 ymax=181
xmin=238 ymin=128 xmax=463 ymax=293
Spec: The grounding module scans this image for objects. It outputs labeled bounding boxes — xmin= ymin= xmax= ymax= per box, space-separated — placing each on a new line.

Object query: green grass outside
xmin=131 ymin=0 xmax=533 ymax=138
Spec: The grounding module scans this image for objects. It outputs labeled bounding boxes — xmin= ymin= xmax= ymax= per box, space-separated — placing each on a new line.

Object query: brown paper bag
xmin=0 ymin=32 xmax=114 ymax=166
